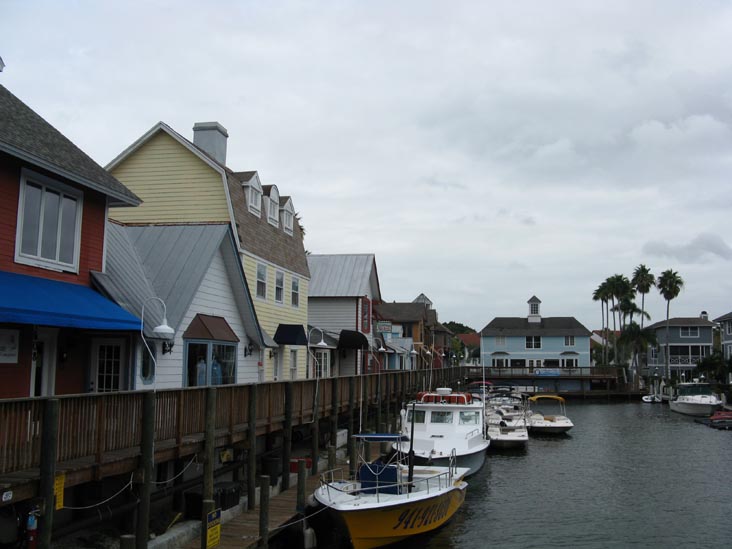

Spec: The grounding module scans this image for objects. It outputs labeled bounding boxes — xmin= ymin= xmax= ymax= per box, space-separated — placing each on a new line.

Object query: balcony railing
xmin=465 ymin=367 xmax=620 ymax=378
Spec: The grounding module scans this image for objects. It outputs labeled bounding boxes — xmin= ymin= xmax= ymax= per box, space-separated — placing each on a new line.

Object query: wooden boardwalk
xmin=186 ymin=474 xmax=323 ymax=549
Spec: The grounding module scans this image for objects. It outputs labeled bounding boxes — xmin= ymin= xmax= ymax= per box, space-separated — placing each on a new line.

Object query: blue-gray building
xmin=480 ymin=296 xmax=592 ymax=370
xmin=646 ymin=312 xmax=716 ymax=378
xmin=714 ymin=310 xmax=732 ymax=362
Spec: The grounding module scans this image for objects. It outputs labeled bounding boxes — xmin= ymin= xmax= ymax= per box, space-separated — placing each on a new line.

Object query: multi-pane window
xmin=291 ymin=277 xmax=300 ymax=307
xmin=495 ymin=336 xmax=506 ymax=346
xmin=283 ymin=210 xmax=294 ymax=235
xmin=564 ymin=358 xmax=578 ymax=368
xmin=565 ymin=335 xmax=575 ymax=346
xmin=492 ymin=358 xmax=507 ymax=367
xmin=16 ymin=170 xmax=82 ymax=271
xmin=290 ymin=349 xmax=298 ymax=380
xmin=248 ymin=185 xmax=261 ymax=214
xmin=727 ymin=322 xmax=732 ymax=336
xmin=680 ymin=327 xmax=699 ymax=338
xmin=267 ymin=198 xmax=279 ymax=226
xmin=526 ymin=336 xmax=541 ymax=349
xmin=275 ymin=270 xmax=284 ymax=303
xmin=256 ymin=264 xmax=267 ymax=299
xmin=530 ymin=303 xmax=539 ymax=315
xmin=314 ymin=349 xmax=330 ymax=378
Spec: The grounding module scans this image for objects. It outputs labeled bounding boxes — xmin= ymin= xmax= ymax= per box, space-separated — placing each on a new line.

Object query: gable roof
xmin=107 ymin=122 xmax=310 ymax=278
xmin=308 ymin=254 xmax=380 ymax=298
xmin=646 ymin=317 xmax=717 ymax=330
xmin=481 ymin=317 xmax=591 ymax=337
xmin=0 ymin=85 xmax=140 ymax=206
xmin=374 ymin=302 xmax=428 ymax=323
xmin=92 ymin=223 xmax=263 ymax=344
xmin=714 ymin=311 xmax=732 ymax=323
xmin=457 ymin=333 xmax=481 ymax=347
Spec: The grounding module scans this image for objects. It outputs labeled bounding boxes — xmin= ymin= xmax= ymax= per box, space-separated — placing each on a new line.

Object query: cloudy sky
xmin=3 ymin=1 xmax=732 ymax=331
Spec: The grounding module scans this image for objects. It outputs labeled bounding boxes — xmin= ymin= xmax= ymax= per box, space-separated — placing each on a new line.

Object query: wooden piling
xmin=248 ymin=384 xmax=257 ymax=510
xmin=119 ymin=534 xmax=135 ymax=549
xmin=39 ymin=398 xmax=58 ymax=549
xmin=348 ymin=376 xmax=356 ymax=478
xmin=282 ymin=383 xmax=293 ymax=491
xmin=328 ymin=445 xmax=336 ymax=471
xmin=136 ymin=390 xmax=155 ymax=548
xmin=200 ymin=499 xmax=214 ymax=549
xmin=310 ymin=386 xmax=319 ymax=476
xmin=201 ymin=388 xmax=216 ymax=549
xmin=258 ymin=476 xmax=270 ymax=549
xmin=329 ymin=377 xmax=339 ymax=451
xmin=296 ymin=459 xmax=306 ymax=512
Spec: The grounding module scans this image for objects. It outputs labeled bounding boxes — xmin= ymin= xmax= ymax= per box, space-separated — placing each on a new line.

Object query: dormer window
xmin=280 ymin=198 xmax=295 ymax=236
xmin=266 ymin=186 xmax=280 ymax=227
xmin=244 ymin=173 xmax=263 ymax=216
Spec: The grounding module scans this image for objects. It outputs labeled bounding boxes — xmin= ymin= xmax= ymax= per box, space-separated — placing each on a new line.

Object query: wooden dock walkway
xmin=186 ymin=474 xmax=323 ymax=549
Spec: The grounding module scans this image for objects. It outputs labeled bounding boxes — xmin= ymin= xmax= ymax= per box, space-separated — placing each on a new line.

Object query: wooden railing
xmin=464 ymin=366 xmax=622 ymax=378
xmin=0 ymin=368 xmax=453 ymax=476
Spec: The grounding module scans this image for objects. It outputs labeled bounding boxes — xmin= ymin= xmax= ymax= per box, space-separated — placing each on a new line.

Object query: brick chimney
xmin=192 ymin=122 xmax=228 ymax=165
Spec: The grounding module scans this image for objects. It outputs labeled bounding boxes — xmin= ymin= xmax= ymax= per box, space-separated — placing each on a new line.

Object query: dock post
xmin=39 ymin=398 xmax=59 ymax=549
xmin=282 ymin=382 xmax=293 ymax=491
xmin=385 ymin=374 xmax=391 ymax=432
xmin=248 ymin=384 xmax=258 ymax=510
xmin=348 ymin=376 xmax=356 ymax=478
xmin=328 ymin=444 xmax=336 ymax=471
xmin=330 ymin=377 xmax=339 ymax=453
xmin=120 ymin=534 xmax=135 ymax=549
xmin=200 ymin=499 xmax=214 ymax=549
xmin=297 ymin=459 xmax=307 ymax=512
xmin=376 ymin=374 xmax=382 ymax=436
xmin=258 ymin=476 xmax=270 ymax=549
xmin=136 ymin=390 xmax=155 ymax=548
xmin=311 ymin=384 xmax=320 ymax=476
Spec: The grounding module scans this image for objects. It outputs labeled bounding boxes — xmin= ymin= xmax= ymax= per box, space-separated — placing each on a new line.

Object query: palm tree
xmin=607 ymin=275 xmax=632 ymax=361
xmin=592 ymin=282 xmax=612 ymax=365
xmin=618 ymin=321 xmax=657 ymax=389
xmin=632 ymin=265 xmax=655 ymax=329
xmin=657 ymin=269 xmax=684 ymax=379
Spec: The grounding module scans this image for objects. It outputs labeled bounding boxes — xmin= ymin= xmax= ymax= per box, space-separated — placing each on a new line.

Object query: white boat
xmin=641 ymin=394 xmax=662 ymax=403
xmin=669 ymin=381 xmax=722 ymax=417
xmin=526 ymin=395 xmax=574 ymax=434
xmin=314 ymin=434 xmax=469 ymax=549
xmin=395 ymin=387 xmax=490 ymax=476
xmin=484 ymin=392 xmax=529 ymax=449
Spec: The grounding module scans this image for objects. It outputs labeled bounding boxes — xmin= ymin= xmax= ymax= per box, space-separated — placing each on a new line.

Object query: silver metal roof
xmin=307 ymin=254 xmax=381 ymax=298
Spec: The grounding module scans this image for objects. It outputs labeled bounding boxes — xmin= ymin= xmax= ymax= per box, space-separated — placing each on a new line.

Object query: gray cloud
xmin=643 ymin=233 xmax=732 ymax=263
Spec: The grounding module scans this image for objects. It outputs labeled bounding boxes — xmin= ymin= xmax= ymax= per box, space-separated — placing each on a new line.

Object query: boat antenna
xmin=407 ymin=401 xmax=416 ymax=490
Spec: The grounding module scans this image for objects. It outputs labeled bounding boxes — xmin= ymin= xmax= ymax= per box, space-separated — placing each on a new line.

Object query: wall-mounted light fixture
xmin=244 ymin=342 xmax=254 ymax=357
xmin=141 ymin=296 xmax=175 ymax=367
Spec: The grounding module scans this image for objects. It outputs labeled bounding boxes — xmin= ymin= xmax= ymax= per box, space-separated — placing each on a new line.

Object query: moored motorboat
xmin=395 ymin=388 xmax=490 ymax=476
xmin=669 ymin=381 xmax=722 ymax=417
xmin=484 ymin=391 xmax=529 ymax=449
xmin=694 ymin=411 xmax=732 ymax=430
xmin=641 ymin=394 xmax=662 ymax=403
xmin=313 ymin=434 xmax=469 ymax=549
xmin=526 ymin=395 xmax=574 ymax=434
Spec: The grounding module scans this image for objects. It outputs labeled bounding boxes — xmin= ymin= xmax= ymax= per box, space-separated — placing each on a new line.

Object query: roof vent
xmin=700 ymin=311 xmax=708 ymax=320
xmin=193 ymin=122 xmax=228 ymax=165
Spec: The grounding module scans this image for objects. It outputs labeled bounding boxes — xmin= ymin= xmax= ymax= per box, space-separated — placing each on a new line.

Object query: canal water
xmin=396 ymin=401 xmax=732 ymax=548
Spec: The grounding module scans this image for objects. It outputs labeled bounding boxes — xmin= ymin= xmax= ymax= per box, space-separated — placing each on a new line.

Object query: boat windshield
xmin=407 ymin=409 xmax=426 ymax=423
xmin=678 ymin=384 xmax=713 ymax=396
xmin=430 ymin=411 xmax=453 ymax=424
xmin=459 ymin=411 xmax=480 ymax=425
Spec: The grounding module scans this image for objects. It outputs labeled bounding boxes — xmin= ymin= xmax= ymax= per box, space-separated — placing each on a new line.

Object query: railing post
xmin=39 ymin=398 xmax=59 ymax=549
xmin=136 ymin=391 xmax=155 ymax=548
xmin=248 ymin=384 xmax=257 ymax=510
xmin=282 ymin=382 xmax=293 ymax=491
xmin=329 ymin=377 xmax=339 ymax=453
xmin=200 ymin=387 xmax=216 ymax=549
xmin=310 ymin=384 xmax=319 ymax=476
xmin=348 ymin=376 xmax=356 ymax=478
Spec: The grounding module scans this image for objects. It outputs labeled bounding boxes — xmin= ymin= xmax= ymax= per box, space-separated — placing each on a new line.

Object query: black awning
xmin=273 ymin=324 xmax=308 ymax=346
xmin=338 ymin=330 xmax=369 ymax=350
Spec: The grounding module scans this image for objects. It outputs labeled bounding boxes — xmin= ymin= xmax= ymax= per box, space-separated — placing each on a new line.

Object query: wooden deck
xmin=185 ymin=474 xmax=323 ymax=549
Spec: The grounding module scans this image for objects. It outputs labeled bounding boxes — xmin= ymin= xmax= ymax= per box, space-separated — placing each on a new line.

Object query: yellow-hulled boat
xmin=313 ymin=434 xmax=469 ymax=549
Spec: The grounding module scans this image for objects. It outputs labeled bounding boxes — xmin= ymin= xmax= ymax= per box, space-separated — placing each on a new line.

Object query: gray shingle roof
xmin=480 ymin=317 xmax=591 ymax=337
xmin=374 ymin=302 xmax=429 ymax=323
xmin=646 ymin=317 xmax=717 ymax=330
xmin=714 ymin=311 xmax=732 ymax=323
xmin=308 ymin=254 xmax=378 ymax=297
xmin=0 ymin=85 xmax=140 ymax=206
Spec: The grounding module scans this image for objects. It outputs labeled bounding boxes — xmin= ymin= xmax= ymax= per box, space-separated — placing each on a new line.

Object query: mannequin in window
xmin=211 ymin=354 xmax=222 ymax=385
xmin=196 ymin=356 xmax=207 ymax=386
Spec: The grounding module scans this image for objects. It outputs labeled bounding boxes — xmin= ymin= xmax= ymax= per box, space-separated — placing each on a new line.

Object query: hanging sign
xmin=0 ymin=329 xmax=19 ymax=363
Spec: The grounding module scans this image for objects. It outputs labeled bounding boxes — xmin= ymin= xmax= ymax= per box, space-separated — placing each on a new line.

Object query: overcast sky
xmin=3 ymin=1 xmax=732 ymax=331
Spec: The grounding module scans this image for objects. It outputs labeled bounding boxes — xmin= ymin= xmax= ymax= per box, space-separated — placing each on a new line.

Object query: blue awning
xmin=0 ymin=271 xmax=141 ymax=331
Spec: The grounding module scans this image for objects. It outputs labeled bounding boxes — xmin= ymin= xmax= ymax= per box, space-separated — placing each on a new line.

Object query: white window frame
xmin=275 ymin=270 xmax=284 ymax=304
xmin=727 ymin=322 xmax=732 ymax=336
xmin=282 ymin=209 xmax=294 ymax=235
xmin=256 ymin=263 xmax=267 ymax=300
xmin=526 ymin=336 xmax=541 ymax=349
xmin=290 ymin=349 xmax=298 ymax=380
xmin=15 ymin=168 xmax=83 ymax=273
xmin=248 ymin=185 xmax=262 ymax=215
xmin=565 ymin=335 xmax=575 ymax=347
xmin=530 ymin=303 xmax=539 ymax=315
xmin=314 ymin=349 xmax=330 ymax=378
xmin=680 ymin=327 xmax=699 ymax=338
xmin=267 ymin=198 xmax=279 ymax=227
xmin=291 ymin=277 xmax=300 ymax=308
xmin=495 ymin=336 xmax=506 ymax=346
xmin=492 ymin=358 xmax=507 ymax=368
